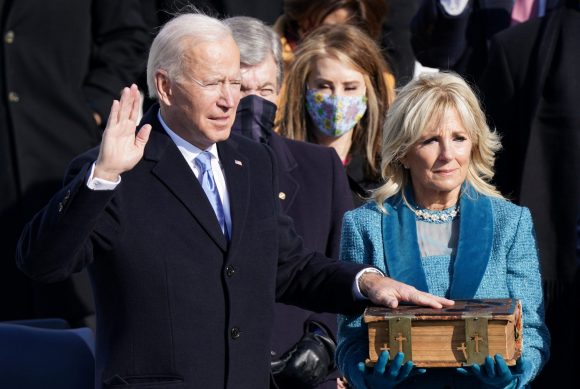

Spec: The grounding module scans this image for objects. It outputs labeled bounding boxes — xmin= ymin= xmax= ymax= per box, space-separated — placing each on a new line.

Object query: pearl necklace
xmin=411 ymin=204 xmax=460 ymax=223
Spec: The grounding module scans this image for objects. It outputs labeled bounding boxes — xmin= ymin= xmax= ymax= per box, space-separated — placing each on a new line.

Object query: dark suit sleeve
xmin=83 ymin=0 xmax=150 ymax=122
xmin=411 ymin=0 xmax=472 ymax=69
xmin=16 ymin=152 xmax=119 ymax=283
xmin=266 ymin=146 xmax=367 ymax=315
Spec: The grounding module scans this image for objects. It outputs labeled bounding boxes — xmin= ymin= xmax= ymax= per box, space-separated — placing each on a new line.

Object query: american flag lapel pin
xmin=235 ymin=160 xmax=243 ymax=166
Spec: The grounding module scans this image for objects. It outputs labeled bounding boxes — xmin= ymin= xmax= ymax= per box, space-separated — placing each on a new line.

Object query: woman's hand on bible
xmin=359 ymin=351 xmax=425 ymax=389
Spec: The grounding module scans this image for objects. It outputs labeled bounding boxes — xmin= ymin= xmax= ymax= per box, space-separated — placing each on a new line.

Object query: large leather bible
xmin=363 ymin=298 xmax=522 ymax=367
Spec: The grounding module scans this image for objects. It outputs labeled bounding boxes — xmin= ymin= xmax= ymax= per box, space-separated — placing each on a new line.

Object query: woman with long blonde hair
xmin=278 ymin=24 xmax=394 ymax=204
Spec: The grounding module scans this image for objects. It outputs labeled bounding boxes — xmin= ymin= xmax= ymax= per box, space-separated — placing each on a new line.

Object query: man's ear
xmin=155 ymin=70 xmax=172 ymax=106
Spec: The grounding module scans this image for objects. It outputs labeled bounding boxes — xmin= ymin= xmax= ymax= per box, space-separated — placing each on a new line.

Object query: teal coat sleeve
xmin=336 ymin=205 xmax=385 ymax=389
xmin=502 ymin=205 xmax=550 ymax=384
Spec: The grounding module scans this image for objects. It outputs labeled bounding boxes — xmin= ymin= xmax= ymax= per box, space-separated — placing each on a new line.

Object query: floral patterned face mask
xmin=305 ymin=90 xmax=367 ymax=137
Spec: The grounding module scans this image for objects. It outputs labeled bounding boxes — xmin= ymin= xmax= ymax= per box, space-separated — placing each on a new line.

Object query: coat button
xmin=8 ymin=92 xmax=19 ymax=103
xmin=278 ymin=192 xmax=286 ymax=200
xmin=4 ymin=30 xmax=14 ymax=44
xmin=230 ymin=327 xmax=240 ymax=339
xmin=225 ymin=265 xmax=235 ymax=277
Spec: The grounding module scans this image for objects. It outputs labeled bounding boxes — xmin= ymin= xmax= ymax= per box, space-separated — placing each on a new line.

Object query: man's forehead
xmin=181 ymin=37 xmax=240 ymax=74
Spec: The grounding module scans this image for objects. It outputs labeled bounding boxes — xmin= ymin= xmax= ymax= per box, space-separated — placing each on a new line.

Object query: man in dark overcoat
xmin=16 ymin=13 xmax=451 ymax=388
xmin=480 ymin=1 xmax=580 ymax=385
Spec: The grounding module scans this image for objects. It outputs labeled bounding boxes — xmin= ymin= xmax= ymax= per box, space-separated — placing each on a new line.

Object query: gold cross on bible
xmin=471 ymin=333 xmax=484 ymax=353
xmin=380 ymin=343 xmax=390 ymax=353
xmin=394 ymin=333 xmax=407 ymax=352
xmin=457 ymin=342 xmax=468 ymax=360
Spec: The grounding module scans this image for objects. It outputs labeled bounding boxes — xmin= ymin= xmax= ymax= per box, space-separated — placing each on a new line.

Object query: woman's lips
xmin=433 ymin=168 xmax=457 ymax=175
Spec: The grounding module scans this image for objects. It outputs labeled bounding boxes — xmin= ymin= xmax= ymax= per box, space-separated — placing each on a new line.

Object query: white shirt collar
xmin=157 ymin=109 xmax=219 ymax=162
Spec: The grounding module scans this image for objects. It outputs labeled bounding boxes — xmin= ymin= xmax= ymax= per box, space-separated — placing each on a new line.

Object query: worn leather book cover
xmin=363 ymin=298 xmax=522 ymax=367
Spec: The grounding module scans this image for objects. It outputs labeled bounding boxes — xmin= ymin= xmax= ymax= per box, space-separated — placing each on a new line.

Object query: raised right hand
xmin=94 ymin=84 xmax=151 ymax=181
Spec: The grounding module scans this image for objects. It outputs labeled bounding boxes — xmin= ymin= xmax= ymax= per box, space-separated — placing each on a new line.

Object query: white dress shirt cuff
xmin=353 ymin=267 xmax=385 ymax=300
xmin=86 ymin=162 xmax=121 ymax=190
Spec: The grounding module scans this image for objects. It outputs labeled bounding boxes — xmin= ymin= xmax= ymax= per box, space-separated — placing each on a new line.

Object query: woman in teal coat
xmin=336 ymin=72 xmax=550 ymax=388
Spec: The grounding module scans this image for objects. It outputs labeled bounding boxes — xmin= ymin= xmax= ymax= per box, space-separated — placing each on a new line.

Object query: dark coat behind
xmin=0 ymin=0 xmax=149 ymax=324
xmin=480 ymin=5 xmax=580 ymax=386
xmin=267 ymin=132 xmax=354 ymax=389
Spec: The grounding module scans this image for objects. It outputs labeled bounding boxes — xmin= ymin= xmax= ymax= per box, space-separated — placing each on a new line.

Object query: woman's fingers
xmin=374 ymin=350 xmax=390 ymax=375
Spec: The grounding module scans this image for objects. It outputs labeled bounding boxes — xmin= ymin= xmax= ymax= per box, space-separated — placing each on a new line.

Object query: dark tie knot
xmin=195 ymin=151 xmax=213 ymax=173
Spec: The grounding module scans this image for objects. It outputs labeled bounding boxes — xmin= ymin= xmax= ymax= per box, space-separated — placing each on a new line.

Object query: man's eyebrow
xmin=259 ymin=81 xmax=276 ymax=87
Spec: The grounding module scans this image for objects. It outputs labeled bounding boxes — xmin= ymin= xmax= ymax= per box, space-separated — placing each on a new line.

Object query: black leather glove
xmin=271 ymin=320 xmax=336 ymax=388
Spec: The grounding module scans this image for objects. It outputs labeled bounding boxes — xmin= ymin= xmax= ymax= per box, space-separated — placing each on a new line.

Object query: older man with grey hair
xmin=225 ymin=16 xmax=351 ymax=389
xmin=17 ymin=12 xmax=453 ymax=389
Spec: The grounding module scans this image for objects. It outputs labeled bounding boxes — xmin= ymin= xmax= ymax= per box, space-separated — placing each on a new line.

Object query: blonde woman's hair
xmin=373 ymin=72 xmax=503 ymax=211
xmin=277 ymin=24 xmax=393 ymax=177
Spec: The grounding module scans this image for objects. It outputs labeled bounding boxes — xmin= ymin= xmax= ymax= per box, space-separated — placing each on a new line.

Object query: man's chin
xmin=212 ymin=127 xmax=232 ymax=143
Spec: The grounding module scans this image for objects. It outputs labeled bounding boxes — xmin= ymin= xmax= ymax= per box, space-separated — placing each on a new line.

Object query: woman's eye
xmin=422 ymin=137 xmax=437 ymax=145
xmin=261 ymin=88 xmax=274 ymax=96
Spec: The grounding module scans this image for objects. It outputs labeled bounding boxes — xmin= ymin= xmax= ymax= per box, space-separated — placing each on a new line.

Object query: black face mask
xmin=231 ymin=94 xmax=277 ymax=144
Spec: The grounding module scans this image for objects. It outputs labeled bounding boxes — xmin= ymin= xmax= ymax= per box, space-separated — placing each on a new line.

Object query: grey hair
xmin=224 ymin=16 xmax=284 ymax=91
xmin=146 ymin=13 xmax=233 ymax=99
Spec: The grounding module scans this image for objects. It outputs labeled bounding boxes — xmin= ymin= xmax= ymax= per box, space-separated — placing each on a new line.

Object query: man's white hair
xmin=146 ymin=13 xmax=233 ymax=99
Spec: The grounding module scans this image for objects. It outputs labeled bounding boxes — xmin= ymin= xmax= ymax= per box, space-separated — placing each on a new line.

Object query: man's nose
xmin=218 ymin=84 xmax=237 ymax=108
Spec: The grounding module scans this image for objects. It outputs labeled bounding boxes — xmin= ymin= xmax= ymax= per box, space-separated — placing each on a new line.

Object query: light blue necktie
xmin=195 ymin=151 xmax=229 ymax=239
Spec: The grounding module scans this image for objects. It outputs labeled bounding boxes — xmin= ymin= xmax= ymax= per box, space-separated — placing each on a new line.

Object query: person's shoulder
xmin=344 ymin=201 xmax=383 ymax=222
xmin=489 ymin=196 xmax=521 ymax=211
xmin=489 ymin=196 xmax=532 ymax=224
xmin=278 ymin=134 xmax=336 ymax=157
xmin=228 ymin=132 xmax=271 ymax=155
xmin=270 ymin=132 xmax=345 ymax=172
xmin=493 ymin=5 xmax=564 ymax=46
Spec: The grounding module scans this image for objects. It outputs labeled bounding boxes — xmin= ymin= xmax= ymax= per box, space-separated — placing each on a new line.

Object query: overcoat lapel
xmin=382 ymin=195 xmax=430 ymax=293
xmin=217 ymin=139 xmax=250 ymax=254
xmin=143 ymin=113 xmax=228 ymax=251
xmin=381 ymin=186 xmax=494 ymax=298
xmin=268 ymin=134 xmax=299 ymax=213
xmin=450 ymin=187 xmax=493 ymax=298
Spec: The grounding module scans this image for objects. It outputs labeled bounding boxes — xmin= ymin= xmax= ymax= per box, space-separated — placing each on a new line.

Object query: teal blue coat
xmin=336 ymin=188 xmax=550 ymax=388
